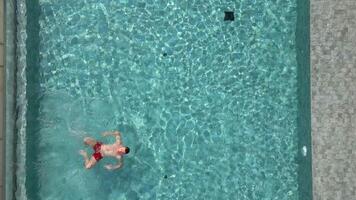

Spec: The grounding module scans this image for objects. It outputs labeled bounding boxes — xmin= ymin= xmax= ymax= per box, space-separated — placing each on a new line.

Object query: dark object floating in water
xmin=224 ymin=11 xmax=234 ymax=21
xmin=163 ymin=53 xmax=168 ymax=57
xmin=164 ymin=175 xmax=168 ymax=179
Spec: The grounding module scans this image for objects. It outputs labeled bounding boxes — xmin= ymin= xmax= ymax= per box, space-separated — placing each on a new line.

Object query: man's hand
xmin=102 ymin=131 xmax=120 ymax=137
xmin=102 ymin=131 xmax=110 ymax=137
xmin=104 ymin=156 xmax=123 ymax=170
xmin=104 ymin=164 xmax=113 ymax=170
xmin=104 ymin=164 xmax=116 ymax=170
xmin=104 ymin=163 xmax=122 ymax=170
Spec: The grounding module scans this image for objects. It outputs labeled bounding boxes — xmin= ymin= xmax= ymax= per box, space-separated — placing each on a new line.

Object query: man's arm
xmin=105 ymin=156 xmax=123 ymax=170
xmin=102 ymin=131 xmax=122 ymax=144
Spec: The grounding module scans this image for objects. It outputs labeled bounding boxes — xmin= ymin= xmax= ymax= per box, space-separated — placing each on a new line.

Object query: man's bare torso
xmin=100 ymin=143 xmax=125 ymax=157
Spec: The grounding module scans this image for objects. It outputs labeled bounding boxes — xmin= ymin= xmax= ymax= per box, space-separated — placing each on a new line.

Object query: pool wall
xmin=4 ymin=0 xmax=29 ymax=199
xmin=23 ymin=0 xmax=40 ymax=199
xmin=296 ymin=0 xmax=312 ymax=199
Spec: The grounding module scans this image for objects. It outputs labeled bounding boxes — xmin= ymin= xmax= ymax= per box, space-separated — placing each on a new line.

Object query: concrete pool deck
xmin=0 ymin=0 xmax=355 ymax=200
xmin=1 ymin=0 xmax=4 ymax=199
xmin=311 ymin=0 xmax=356 ymax=199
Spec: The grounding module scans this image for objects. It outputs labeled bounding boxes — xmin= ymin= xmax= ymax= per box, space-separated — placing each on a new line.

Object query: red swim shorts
xmin=92 ymin=142 xmax=103 ymax=161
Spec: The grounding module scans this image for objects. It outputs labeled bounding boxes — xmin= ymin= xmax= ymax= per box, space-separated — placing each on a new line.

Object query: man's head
xmin=124 ymin=147 xmax=130 ymax=154
xmin=118 ymin=146 xmax=130 ymax=155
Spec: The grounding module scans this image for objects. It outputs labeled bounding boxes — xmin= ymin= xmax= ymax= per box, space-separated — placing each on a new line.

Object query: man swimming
xmin=79 ymin=130 xmax=130 ymax=170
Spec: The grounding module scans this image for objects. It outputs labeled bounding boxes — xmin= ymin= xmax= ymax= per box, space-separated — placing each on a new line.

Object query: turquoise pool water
xmin=21 ymin=0 xmax=303 ymax=199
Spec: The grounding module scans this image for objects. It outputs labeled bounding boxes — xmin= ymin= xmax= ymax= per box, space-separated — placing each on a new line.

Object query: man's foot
xmin=79 ymin=150 xmax=88 ymax=157
xmin=83 ymin=137 xmax=96 ymax=146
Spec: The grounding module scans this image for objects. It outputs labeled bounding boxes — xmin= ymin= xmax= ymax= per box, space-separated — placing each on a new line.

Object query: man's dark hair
xmin=125 ymin=147 xmax=130 ymax=154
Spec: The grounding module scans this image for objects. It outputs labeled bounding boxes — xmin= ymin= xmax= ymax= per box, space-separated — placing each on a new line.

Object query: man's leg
xmin=83 ymin=137 xmax=97 ymax=147
xmin=79 ymin=150 xmax=97 ymax=169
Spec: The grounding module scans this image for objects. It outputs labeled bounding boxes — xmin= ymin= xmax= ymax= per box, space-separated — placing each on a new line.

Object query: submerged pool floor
xmin=25 ymin=0 xmax=299 ymax=199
